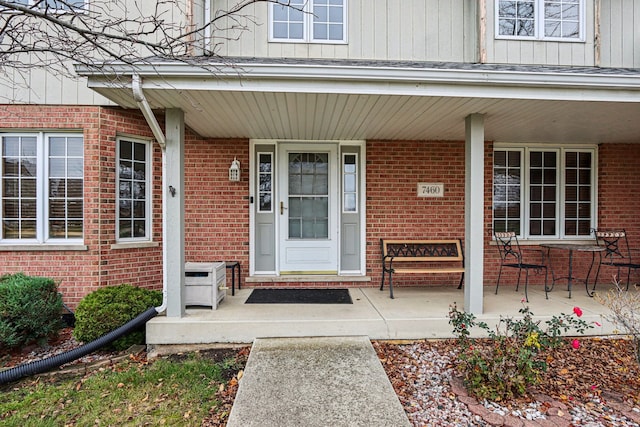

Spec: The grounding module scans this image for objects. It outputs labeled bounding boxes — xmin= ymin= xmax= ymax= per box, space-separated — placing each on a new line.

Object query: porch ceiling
xmin=80 ymin=60 xmax=640 ymax=144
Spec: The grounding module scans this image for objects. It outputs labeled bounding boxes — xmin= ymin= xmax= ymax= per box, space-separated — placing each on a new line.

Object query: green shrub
xmin=73 ymin=284 xmax=162 ymax=351
xmin=0 ymin=273 xmax=64 ymax=348
xmin=449 ymin=303 xmax=593 ymax=401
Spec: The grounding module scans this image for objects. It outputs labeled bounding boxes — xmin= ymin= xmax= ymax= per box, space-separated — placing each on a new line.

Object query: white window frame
xmin=495 ymin=0 xmax=585 ymax=42
xmin=116 ymin=136 xmax=151 ymax=242
xmin=492 ymin=144 xmax=597 ymax=240
xmin=269 ymin=0 xmax=348 ymax=44
xmin=0 ymin=132 xmax=84 ymax=244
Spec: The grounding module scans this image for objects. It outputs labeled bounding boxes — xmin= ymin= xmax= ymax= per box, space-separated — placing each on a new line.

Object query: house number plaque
xmin=417 ymin=183 xmax=444 ymax=198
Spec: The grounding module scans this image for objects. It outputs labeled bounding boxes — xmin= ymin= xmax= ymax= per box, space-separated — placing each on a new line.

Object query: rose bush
xmin=449 ymin=304 xmax=594 ymax=401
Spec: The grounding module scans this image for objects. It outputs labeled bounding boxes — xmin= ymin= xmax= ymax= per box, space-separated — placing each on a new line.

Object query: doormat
xmin=245 ymin=289 xmax=352 ymax=304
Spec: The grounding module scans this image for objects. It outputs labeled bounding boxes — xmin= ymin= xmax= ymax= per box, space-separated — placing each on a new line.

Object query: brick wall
xmin=95 ymin=108 xmax=163 ymax=295
xmin=594 ymin=143 xmax=640 ymax=286
xmin=0 ymin=105 xmax=164 ymax=308
xmin=366 ymin=140 xmax=466 ymax=287
xmin=183 ymin=136 xmax=250 ymax=292
xmin=1 ymin=105 xmax=638 ymax=305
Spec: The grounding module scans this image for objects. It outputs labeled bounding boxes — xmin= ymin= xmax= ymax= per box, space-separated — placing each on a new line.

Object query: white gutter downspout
xmin=132 ymin=74 xmax=168 ymax=314
xmin=132 ymin=74 xmax=166 ymax=149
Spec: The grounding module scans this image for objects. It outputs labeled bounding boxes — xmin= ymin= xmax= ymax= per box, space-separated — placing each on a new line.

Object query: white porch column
xmin=164 ymin=109 xmax=185 ymax=317
xmin=464 ymin=113 xmax=485 ymax=314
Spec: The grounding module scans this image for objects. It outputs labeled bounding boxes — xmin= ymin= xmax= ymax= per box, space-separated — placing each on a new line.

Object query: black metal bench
xmin=380 ymin=239 xmax=465 ymax=298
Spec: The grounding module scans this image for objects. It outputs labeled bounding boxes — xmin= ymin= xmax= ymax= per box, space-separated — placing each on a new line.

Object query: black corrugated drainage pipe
xmin=0 ymin=306 xmax=158 ymax=385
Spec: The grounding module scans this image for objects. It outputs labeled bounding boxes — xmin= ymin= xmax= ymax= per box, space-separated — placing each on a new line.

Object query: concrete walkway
xmin=226 ymin=336 xmax=411 ymax=427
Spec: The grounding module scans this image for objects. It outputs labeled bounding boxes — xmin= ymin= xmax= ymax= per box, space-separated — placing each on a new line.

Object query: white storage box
xmin=185 ymin=262 xmax=226 ymax=309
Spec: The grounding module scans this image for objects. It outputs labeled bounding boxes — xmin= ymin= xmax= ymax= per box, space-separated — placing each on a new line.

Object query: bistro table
xmin=540 ymin=243 xmax=605 ymax=298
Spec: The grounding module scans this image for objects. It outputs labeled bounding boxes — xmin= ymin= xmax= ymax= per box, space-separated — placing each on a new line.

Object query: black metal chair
xmin=494 ymin=231 xmax=548 ymax=302
xmin=593 ymin=229 xmax=640 ymax=291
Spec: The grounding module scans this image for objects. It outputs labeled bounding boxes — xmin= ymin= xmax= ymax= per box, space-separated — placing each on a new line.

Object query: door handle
xmin=280 ymin=201 xmax=286 ymax=215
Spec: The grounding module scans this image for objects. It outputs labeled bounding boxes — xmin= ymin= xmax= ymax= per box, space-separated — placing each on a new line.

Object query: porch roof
xmin=76 ymin=58 xmax=640 ymax=144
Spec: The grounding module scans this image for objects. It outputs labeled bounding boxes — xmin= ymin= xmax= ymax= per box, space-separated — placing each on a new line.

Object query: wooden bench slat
xmin=389 ymin=256 xmax=463 ymax=262
xmin=380 ymin=238 xmax=465 ymax=298
xmin=392 ymin=268 xmax=465 ymax=274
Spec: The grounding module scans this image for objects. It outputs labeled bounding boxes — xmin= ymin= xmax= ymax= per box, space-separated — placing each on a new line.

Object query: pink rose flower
xmin=571 ymin=339 xmax=581 ymax=349
xmin=573 ymin=307 xmax=583 ymax=317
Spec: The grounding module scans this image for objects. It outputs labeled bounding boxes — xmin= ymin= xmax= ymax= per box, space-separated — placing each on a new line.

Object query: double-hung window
xmin=1 ymin=132 xmax=84 ymax=243
xmin=496 ymin=0 xmax=584 ymax=41
xmin=493 ymin=145 xmax=596 ymax=239
xmin=117 ymin=137 xmax=151 ymax=241
xmin=270 ymin=0 xmax=347 ymax=43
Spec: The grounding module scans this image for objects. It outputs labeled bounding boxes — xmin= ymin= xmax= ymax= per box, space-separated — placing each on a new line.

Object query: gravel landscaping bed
xmin=375 ymin=339 xmax=640 ymax=427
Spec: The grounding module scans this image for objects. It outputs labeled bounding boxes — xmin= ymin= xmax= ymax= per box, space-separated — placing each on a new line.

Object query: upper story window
xmin=8 ymin=0 xmax=85 ymax=10
xmin=117 ymin=137 xmax=151 ymax=242
xmin=1 ymin=132 xmax=84 ymax=243
xmin=270 ymin=0 xmax=347 ymax=44
xmin=496 ymin=0 xmax=584 ymax=41
xmin=492 ymin=145 xmax=596 ymax=240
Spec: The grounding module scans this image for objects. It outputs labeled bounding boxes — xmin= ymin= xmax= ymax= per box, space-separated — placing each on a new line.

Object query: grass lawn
xmin=0 ymin=347 xmax=248 ymax=426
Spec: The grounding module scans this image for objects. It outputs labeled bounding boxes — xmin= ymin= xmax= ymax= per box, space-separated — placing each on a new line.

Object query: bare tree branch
xmin=0 ymin=0 xmax=300 ymax=77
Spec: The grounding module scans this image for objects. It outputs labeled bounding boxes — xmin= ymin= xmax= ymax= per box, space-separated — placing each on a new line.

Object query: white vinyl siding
xmin=598 ymin=0 xmax=640 ymax=68
xmin=214 ymin=0 xmax=476 ymax=62
xmin=1 ymin=132 xmax=84 ymax=243
xmin=0 ymin=0 xmax=185 ymax=105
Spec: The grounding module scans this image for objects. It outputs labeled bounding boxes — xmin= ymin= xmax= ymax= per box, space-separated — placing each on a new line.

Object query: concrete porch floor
xmin=146 ymin=283 xmax=629 ymax=352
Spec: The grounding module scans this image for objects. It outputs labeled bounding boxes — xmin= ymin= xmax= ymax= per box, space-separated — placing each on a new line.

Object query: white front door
xmin=278 ymin=143 xmax=339 ymax=274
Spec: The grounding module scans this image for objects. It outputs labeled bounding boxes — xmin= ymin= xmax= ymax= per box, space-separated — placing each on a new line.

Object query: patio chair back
xmin=593 ymin=229 xmax=640 ymax=290
xmin=493 ymin=230 xmax=548 ymax=302
xmin=494 ymin=231 xmax=523 ymax=264
xmin=594 ymin=230 xmax=632 ymax=264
